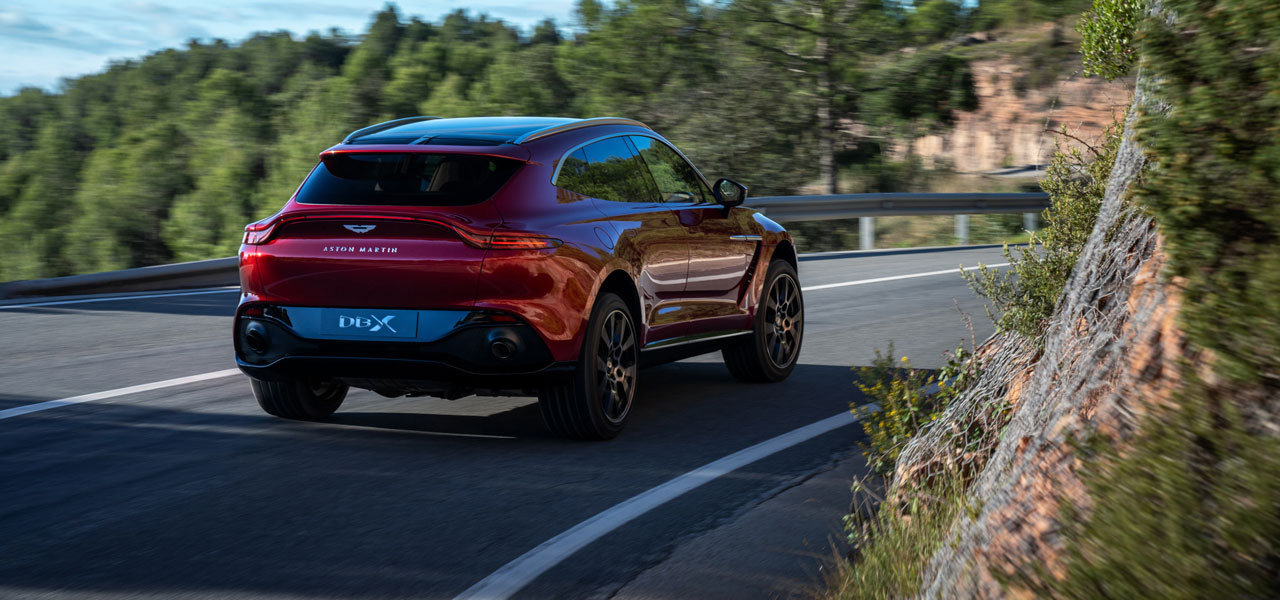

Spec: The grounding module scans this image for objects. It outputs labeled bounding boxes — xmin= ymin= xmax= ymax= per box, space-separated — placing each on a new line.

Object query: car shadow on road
xmin=319 ymin=360 xmax=870 ymax=442
xmin=330 ymin=402 xmax=549 ymax=439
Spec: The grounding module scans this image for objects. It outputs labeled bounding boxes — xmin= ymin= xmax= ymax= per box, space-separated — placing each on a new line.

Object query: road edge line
xmin=0 ymin=369 xmax=242 ymax=421
xmin=453 ymin=404 xmax=878 ymax=600
xmin=801 ymin=263 xmax=1010 ymax=292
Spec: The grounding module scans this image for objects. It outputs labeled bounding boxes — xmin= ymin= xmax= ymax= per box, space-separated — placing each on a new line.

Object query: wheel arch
xmin=596 ymin=269 xmax=643 ymax=330
xmin=770 ymin=238 xmax=798 ymax=271
xmin=744 ymin=237 xmax=799 ymax=319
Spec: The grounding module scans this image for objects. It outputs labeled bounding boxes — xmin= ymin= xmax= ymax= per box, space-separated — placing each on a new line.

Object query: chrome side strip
xmin=641 ymin=330 xmax=752 ymax=352
xmin=729 ymin=235 xmax=763 ymax=241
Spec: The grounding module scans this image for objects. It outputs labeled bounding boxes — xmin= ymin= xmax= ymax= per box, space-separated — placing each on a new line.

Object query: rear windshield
xmin=296 ymin=153 xmax=522 ymax=206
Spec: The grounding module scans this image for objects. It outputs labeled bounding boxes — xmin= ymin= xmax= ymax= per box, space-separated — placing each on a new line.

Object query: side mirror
xmin=713 ymin=178 xmax=748 ymax=208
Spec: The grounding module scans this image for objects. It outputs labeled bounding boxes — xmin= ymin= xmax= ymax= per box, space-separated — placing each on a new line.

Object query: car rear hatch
xmin=241 ymin=148 xmax=529 ymax=309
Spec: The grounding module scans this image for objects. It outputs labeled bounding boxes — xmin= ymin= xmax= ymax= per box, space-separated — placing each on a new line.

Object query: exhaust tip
xmin=490 ymin=338 xmax=517 ymax=360
xmin=244 ymin=322 xmax=270 ymax=354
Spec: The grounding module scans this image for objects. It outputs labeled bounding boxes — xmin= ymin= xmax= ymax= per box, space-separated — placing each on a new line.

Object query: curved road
xmin=0 ymin=245 xmax=1005 ymax=599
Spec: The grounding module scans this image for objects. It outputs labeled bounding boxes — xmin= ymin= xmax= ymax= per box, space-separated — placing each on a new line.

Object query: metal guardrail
xmin=0 ymin=257 xmax=239 ymax=301
xmin=747 ymin=191 xmax=1049 ymax=252
xmin=0 ymin=193 xmax=1048 ymax=300
xmin=745 ymin=192 xmax=1049 ymax=222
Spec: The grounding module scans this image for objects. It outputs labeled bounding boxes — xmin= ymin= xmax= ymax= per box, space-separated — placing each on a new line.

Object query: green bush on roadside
xmin=841 ymin=340 xmax=983 ymax=599
xmin=964 ymin=118 xmax=1123 ymax=343
xmin=853 ymin=344 xmax=978 ymax=477
xmin=1077 ymin=0 xmax=1142 ymax=80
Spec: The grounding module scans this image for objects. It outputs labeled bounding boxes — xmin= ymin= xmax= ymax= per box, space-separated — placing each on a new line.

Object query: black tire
xmin=538 ymin=292 xmax=638 ymax=440
xmin=250 ymin=377 xmax=348 ymax=420
xmin=724 ymin=259 xmax=804 ymax=383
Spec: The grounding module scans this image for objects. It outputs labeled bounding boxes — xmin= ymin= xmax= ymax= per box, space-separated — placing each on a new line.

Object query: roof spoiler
xmin=342 ymin=116 xmax=442 ymax=144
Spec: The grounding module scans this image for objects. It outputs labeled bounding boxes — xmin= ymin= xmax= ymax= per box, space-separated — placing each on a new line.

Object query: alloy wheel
xmin=764 ymin=274 xmax=803 ymax=368
xmin=595 ymin=309 xmax=637 ymax=424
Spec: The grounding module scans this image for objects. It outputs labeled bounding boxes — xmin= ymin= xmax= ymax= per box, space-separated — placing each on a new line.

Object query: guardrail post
xmin=1023 ymin=212 xmax=1039 ymax=233
xmin=859 ymin=217 xmax=875 ymax=250
xmin=954 ymin=215 xmax=970 ymax=245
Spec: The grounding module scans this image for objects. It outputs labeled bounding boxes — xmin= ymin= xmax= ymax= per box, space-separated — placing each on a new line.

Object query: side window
xmin=555 ymin=149 xmax=593 ymax=196
xmin=555 ymin=137 xmax=659 ymax=203
xmin=630 ymin=136 xmax=709 ymax=204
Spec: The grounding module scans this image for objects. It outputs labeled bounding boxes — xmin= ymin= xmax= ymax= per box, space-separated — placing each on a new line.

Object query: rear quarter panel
xmin=474 ymin=147 xmax=619 ymax=362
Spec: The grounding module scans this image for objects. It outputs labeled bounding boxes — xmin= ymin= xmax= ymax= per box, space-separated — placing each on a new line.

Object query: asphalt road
xmin=0 ymin=245 xmax=1005 ymax=599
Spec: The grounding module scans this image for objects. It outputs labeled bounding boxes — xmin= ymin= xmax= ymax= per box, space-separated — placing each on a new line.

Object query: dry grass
xmin=826 ymin=470 xmax=974 ymax=600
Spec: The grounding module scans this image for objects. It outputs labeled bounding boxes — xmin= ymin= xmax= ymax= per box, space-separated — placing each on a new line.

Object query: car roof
xmin=342 ymin=116 xmax=651 ymax=146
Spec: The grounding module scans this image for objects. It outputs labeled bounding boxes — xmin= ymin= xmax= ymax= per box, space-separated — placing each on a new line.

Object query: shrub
xmin=1077 ymin=0 xmax=1143 ymax=80
xmin=1134 ymin=0 xmax=1280 ymax=387
xmin=964 ymin=118 xmax=1123 ymax=342
xmin=853 ymin=344 xmax=977 ymax=476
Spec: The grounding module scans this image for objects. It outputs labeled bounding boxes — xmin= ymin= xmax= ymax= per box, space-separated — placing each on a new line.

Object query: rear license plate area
xmin=319 ymin=308 xmax=419 ymax=339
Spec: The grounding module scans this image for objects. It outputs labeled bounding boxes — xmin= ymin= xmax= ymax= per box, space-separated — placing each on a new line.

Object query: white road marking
xmin=453 ymin=406 xmax=877 ymax=600
xmin=0 ymin=369 xmax=241 ymax=421
xmin=798 ymin=243 xmax=1005 ymax=258
xmin=0 ymin=287 xmax=239 ymax=310
xmin=801 ymin=263 xmax=1010 ymax=292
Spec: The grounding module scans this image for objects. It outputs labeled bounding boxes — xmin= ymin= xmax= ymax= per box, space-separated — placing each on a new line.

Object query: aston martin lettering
xmin=321 ymin=246 xmax=399 ymax=253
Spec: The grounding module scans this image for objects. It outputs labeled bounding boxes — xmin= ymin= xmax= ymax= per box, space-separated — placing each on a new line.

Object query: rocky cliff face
xmin=907 ymin=28 xmax=1135 ymax=173
xmin=892 ymin=83 xmax=1179 ymax=596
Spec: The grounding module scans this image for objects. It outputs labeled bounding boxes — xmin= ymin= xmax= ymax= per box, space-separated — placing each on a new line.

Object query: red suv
xmin=235 ymin=117 xmax=803 ymax=439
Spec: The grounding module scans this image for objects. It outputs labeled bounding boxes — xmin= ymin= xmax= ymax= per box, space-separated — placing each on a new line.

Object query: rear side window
xmin=296 ymin=153 xmax=522 ymax=206
xmin=555 ymin=137 xmax=659 ymax=203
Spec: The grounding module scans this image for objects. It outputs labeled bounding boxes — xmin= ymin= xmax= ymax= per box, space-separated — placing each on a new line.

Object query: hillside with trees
xmin=0 ymin=0 xmax=1088 ymax=280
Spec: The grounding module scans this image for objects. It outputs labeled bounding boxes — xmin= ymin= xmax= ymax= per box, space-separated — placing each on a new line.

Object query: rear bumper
xmin=235 ymin=306 xmax=573 ymax=396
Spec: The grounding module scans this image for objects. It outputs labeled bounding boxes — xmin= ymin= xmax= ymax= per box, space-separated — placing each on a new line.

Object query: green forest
xmin=0 ymin=0 xmax=1086 ymax=280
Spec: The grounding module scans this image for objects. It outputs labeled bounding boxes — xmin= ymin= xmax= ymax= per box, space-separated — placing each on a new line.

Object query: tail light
xmin=243 ymin=219 xmax=278 ymax=245
xmin=454 ymin=229 xmax=563 ymax=250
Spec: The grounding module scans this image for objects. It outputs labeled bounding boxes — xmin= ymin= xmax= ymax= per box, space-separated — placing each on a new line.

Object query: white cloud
xmin=2 ymin=0 xmax=577 ymax=95
xmin=0 ymin=9 xmax=122 ymax=54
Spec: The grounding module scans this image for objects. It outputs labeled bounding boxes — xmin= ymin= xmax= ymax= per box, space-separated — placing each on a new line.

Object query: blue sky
xmin=0 ymin=1 xmax=579 ymax=95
